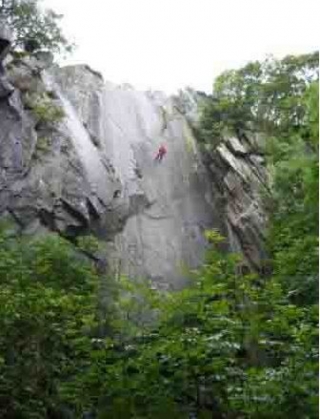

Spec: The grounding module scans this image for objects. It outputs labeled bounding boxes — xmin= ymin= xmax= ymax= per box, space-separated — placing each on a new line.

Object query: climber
xmin=154 ymin=144 xmax=167 ymax=163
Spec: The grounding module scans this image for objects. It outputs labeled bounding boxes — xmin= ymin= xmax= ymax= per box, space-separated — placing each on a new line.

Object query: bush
xmin=0 ymin=229 xmax=102 ymax=418
xmin=69 ymin=232 xmax=318 ymax=418
xmin=24 ymin=91 xmax=65 ymax=126
xmin=0 ymin=228 xmax=317 ymax=417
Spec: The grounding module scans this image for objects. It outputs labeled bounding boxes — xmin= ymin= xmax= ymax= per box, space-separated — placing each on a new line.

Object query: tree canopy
xmin=198 ymin=52 xmax=319 ymax=305
xmin=0 ymin=0 xmax=73 ymax=55
xmin=198 ymin=52 xmax=319 ymax=144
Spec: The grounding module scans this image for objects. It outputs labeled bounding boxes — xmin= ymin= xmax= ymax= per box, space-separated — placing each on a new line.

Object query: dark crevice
xmin=86 ymin=198 xmax=101 ymax=222
xmin=38 ymin=208 xmax=57 ymax=231
xmin=0 ymin=39 xmax=10 ymax=60
xmin=7 ymin=208 xmax=24 ymax=228
xmin=60 ymin=198 xmax=89 ymax=227
xmin=113 ymin=190 xmax=121 ymax=199
xmin=229 ymin=220 xmax=266 ymax=272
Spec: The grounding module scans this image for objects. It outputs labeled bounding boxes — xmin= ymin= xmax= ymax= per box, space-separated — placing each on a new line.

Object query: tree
xmin=197 ymin=53 xmax=319 ymax=304
xmin=0 ymin=229 xmax=104 ymax=418
xmin=70 ymin=232 xmax=318 ymax=418
xmin=265 ymin=81 xmax=319 ymax=304
xmin=198 ymin=52 xmax=319 ymax=144
xmin=0 ymin=0 xmax=73 ymax=55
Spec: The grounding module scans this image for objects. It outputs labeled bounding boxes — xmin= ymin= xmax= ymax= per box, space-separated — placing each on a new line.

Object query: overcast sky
xmin=43 ymin=0 xmax=319 ymax=93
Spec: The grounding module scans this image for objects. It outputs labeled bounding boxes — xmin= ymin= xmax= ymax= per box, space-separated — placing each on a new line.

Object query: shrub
xmin=24 ymin=92 xmax=65 ymax=126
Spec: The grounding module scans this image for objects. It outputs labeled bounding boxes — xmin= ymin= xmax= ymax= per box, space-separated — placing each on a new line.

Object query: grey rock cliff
xmin=0 ymin=51 xmax=122 ymax=237
xmin=0 ymin=24 xmax=11 ymax=62
xmin=0 ymin=29 xmax=268 ymax=287
xmin=204 ymin=134 xmax=268 ymax=270
xmin=54 ymin=66 xmax=222 ymax=288
xmin=173 ymin=91 xmax=269 ymax=271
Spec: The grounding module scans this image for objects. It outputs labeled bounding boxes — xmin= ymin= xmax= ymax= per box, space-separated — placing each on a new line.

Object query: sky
xmin=43 ymin=0 xmax=319 ymax=93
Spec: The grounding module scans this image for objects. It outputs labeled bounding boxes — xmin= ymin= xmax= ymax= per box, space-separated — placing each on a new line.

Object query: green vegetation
xmin=70 ymin=231 xmax=317 ymax=419
xmin=0 ymin=49 xmax=318 ymax=417
xmin=0 ymin=231 xmax=100 ymax=418
xmin=0 ymin=0 xmax=73 ymax=55
xmin=35 ymin=136 xmax=50 ymax=154
xmin=24 ymin=92 xmax=65 ymax=126
xmin=198 ymin=52 xmax=318 ymax=146
xmin=198 ymin=52 xmax=319 ymax=305
xmin=0 ymin=227 xmax=317 ymax=418
xmin=183 ymin=119 xmax=195 ymax=154
xmin=265 ymin=80 xmax=319 ymax=305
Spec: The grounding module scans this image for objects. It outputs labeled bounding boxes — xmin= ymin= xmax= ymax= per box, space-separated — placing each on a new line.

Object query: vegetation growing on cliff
xmin=198 ymin=52 xmax=319 ymax=305
xmin=24 ymin=91 xmax=65 ymax=126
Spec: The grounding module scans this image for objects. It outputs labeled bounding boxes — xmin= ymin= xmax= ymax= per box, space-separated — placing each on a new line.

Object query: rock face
xmin=0 ymin=24 xmax=12 ymax=62
xmin=54 ymin=66 xmax=222 ymax=288
xmin=0 ymin=29 xmax=268 ymax=288
xmin=203 ymin=134 xmax=268 ymax=271
xmin=172 ymin=92 xmax=269 ymax=272
xmin=0 ymin=54 xmax=122 ymax=237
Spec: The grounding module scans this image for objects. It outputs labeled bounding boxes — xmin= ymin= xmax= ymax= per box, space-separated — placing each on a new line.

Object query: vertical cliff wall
xmin=54 ymin=66 xmax=222 ymax=288
xmin=203 ymin=134 xmax=268 ymax=271
xmin=0 ymin=29 xmax=127 ymax=242
xmin=0 ymin=44 xmax=267 ymax=289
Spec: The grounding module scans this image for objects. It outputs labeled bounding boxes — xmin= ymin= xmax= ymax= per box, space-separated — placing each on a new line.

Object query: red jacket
xmin=158 ymin=145 xmax=167 ymax=156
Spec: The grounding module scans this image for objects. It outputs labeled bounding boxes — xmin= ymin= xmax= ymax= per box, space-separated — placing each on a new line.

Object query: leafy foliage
xmin=0 ymin=228 xmax=317 ymax=418
xmin=0 ymin=230 xmax=102 ymax=418
xmin=198 ymin=52 xmax=318 ymax=145
xmin=265 ymin=81 xmax=319 ymax=304
xmin=0 ymin=0 xmax=73 ymax=55
xmin=198 ymin=52 xmax=319 ymax=304
xmin=68 ymin=233 xmax=318 ymax=418
xmin=24 ymin=91 xmax=65 ymax=126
